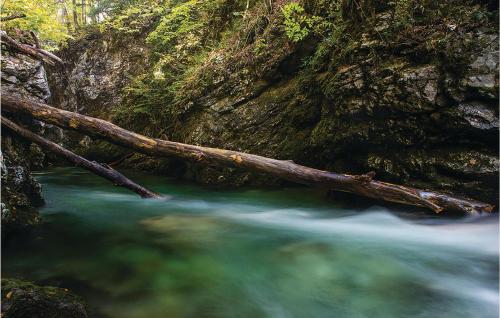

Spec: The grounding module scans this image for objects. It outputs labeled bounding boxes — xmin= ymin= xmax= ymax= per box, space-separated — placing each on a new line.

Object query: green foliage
xmin=89 ymin=0 xmax=142 ymax=20
xmin=253 ymin=37 xmax=267 ymax=57
xmin=99 ymin=4 xmax=163 ymax=35
xmin=111 ymin=0 xmax=497 ymax=137
xmin=114 ymin=74 xmax=171 ymax=135
xmin=393 ymin=0 xmax=423 ymax=28
xmin=115 ymin=0 xmax=241 ymax=131
xmin=147 ymin=0 xmax=203 ymax=50
xmin=1 ymin=0 xmax=70 ymax=48
xmin=282 ymin=2 xmax=310 ymax=42
xmin=281 ymin=2 xmax=334 ymax=43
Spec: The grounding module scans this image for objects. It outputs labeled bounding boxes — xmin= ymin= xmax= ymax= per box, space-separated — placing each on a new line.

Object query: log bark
xmin=2 ymin=94 xmax=495 ymax=215
xmin=0 ymin=31 xmax=64 ymax=66
xmin=1 ymin=116 xmax=162 ymax=199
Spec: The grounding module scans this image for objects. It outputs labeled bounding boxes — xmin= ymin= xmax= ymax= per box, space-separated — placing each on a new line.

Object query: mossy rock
xmin=1 ymin=279 xmax=88 ymax=318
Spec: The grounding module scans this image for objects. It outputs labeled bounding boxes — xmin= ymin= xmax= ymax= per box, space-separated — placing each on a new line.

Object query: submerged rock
xmin=140 ymin=215 xmax=225 ymax=247
xmin=1 ymin=279 xmax=88 ymax=318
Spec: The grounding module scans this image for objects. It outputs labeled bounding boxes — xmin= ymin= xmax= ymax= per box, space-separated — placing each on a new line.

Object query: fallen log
xmin=0 ymin=31 xmax=64 ymax=66
xmin=2 ymin=94 xmax=495 ymax=214
xmin=1 ymin=116 xmax=162 ymax=199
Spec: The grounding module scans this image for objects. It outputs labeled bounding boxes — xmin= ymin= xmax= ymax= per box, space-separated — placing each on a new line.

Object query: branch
xmin=1 ymin=94 xmax=495 ymax=215
xmin=1 ymin=116 xmax=162 ymax=199
xmin=29 ymin=31 xmax=41 ymax=48
xmin=0 ymin=31 xmax=64 ymax=66
xmin=1 ymin=13 xmax=26 ymax=22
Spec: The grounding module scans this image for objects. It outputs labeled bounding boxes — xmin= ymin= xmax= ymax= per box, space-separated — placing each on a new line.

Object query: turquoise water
xmin=3 ymin=167 xmax=499 ymax=318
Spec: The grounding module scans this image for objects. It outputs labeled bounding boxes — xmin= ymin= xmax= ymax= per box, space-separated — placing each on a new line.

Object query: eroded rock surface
xmin=1 ymin=46 xmax=51 ymax=235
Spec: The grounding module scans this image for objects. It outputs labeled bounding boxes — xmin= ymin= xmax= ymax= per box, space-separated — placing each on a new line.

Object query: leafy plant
xmin=1 ymin=0 xmax=70 ymax=48
xmin=281 ymin=2 xmax=333 ymax=43
xmin=281 ymin=2 xmax=310 ymax=42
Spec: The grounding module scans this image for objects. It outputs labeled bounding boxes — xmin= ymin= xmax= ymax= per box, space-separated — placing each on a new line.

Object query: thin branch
xmin=1 ymin=13 xmax=26 ymax=22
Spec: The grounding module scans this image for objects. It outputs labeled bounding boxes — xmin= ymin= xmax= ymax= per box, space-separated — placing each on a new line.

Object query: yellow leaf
xmin=6 ymin=291 xmax=13 ymax=299
xmin=230 ymin=154 xmax=243 ymax=163
xmin=69 ymin=118 xmax=79 ymax=128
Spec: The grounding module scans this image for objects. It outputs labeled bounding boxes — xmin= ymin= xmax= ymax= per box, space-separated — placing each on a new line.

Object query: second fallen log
xmin=1 ymin=116 xmax=162 ymax=199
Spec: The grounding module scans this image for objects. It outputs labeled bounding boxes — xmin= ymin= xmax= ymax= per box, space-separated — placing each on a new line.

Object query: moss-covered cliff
xmin=49 ymin=0 xmax=498 ymax=203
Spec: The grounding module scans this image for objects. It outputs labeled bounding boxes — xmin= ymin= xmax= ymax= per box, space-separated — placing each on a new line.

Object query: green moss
xmin=99 ymin=5 xmax=163 ymax=36
xmin=1 ymin=279 xmax=87 ymax=318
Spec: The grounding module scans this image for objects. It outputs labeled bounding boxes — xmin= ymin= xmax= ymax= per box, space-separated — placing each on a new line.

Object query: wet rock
xmin=1 ymin=51 xmax=51 ymax=102
xmin=464 ymin=33 xmax=499 ymax=100
xmin=450 ymin=101 xmax=498 ymax=131
xmin=1 ymin=279 xmax=88 ymax=318
xmin=1 ymin=136 xmax=44 ymax=237
xmin=1 ymin=41 xmax=50 ymax=236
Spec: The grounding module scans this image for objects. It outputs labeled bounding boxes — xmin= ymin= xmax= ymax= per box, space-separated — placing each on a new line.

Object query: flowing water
xmin=3 ymin=167 xmax=499 ymax=318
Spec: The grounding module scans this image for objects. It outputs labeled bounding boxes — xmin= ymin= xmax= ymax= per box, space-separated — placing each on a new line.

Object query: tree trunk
xmin=72 ymin=0 xmax=79 ymax=28
xmin=1 ymin=94 xmax=494 ymax=215
xmin=88 ymin=0 xmax=96 ymax=23
xmin=1 ymin=116 xmax=162 ymax=199
xmin=81 ymin=0 xmax=86 ymax=25
xmin=0 ymin=31 xmax=64 ymax=66
xmin=61 ymin=1 xmax=73 ymax=32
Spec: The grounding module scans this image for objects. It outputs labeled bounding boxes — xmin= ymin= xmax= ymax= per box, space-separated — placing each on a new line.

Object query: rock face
xmin=1 ymin=50 xmax=51 ymax=101
xmin=49 ymin=29 xmax=151 ymax=117
xmin=48 ymin=5 xmax=499 ymax=203
xmin=1 ymin=46 xmax=50 ymax=236
xmin=1 ymin=279 xmax=88 ymax=318
xmin=1 ymin=137 xmax=44 ymax=236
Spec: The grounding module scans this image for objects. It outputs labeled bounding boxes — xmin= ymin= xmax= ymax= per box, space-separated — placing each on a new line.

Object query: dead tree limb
xmin=29 ymin=31 xmax=41 ymax=49
xmin=1 ymin=94 xmax=495 ymax=215
xmin=0 ymin=13 xmax=26 ymax=22
xmin=0 ymin=31 xmax=64 ymax=66
xmin=28 ymin=31 xmax=63 ymax=65
xmin=1 ymin=116 xmax=162 ymax=199
xmin=38 ymin=48 xmax=64 ymax=66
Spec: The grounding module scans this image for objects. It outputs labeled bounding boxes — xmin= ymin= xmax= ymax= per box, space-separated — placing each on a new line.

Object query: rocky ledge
xmin=1 ymin=279 xmax=88 ymax=318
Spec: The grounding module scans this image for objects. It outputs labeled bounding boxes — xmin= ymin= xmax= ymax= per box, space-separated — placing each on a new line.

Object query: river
xmin=3 ymin=167 xmax=499 ymax=318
